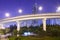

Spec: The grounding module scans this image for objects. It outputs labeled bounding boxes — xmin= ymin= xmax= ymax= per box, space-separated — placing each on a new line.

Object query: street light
xmin=56 ymin=6 xmax=60 ymax=25
xmin=56 ymin=6 xmax=60 ymax=12
xmin=18 ymin=9 xmax=22 ymax=13
xmin=38 ymin=6 xmax=43 ymax=11
xmin=5 ymin=12 xmax=10 ymax=17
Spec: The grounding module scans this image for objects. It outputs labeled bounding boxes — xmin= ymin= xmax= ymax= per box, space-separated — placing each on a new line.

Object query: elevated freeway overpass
xmin=0 ymin=13 xmax=60 ymax=31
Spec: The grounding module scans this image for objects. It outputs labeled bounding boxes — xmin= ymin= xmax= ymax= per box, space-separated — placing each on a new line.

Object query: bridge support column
xmin=16 ymin=21 xmax=20 ymax=37
xmin=42 ymin=18 xmax=46 ymax=31
xmin=0 ymin=23 xmax=5 ymax=29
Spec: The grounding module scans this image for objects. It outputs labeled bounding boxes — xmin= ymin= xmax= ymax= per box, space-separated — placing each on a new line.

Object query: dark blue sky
xmin=0 ymin=0 xmax=60 ymax=19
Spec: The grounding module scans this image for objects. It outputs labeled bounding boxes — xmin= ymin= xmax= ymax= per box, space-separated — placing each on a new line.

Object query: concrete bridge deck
xmin=0 ymin=13 xmax=60 ymax=31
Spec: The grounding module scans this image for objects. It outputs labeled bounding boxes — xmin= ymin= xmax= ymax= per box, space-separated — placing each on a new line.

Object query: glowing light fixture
xmin=5 ymin=12 xmax=10 ymax=17
xmin=18 ymin=9 xmax=22 ymax=13
xmin=38 ymin=6 xmax=43 ymax=11
xmin=56 ymin=6 xmax=60 ymax=12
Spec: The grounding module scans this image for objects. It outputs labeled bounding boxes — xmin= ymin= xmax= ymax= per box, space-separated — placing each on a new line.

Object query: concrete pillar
xmin=16 ymin=21 xmax=20 ymax=32
xmin=0 ymin=24 xmax=1 ymax=28
xmin=16 ymin=21 xmax=20 ymax=37
xmin=0 ymin=23 xmax=5 ymax=29
xmin=42 ymin=18 xmax=46 ymax=31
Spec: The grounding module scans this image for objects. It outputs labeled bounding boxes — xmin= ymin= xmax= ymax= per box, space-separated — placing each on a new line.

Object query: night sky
xmin=0 ymin=0 xmax=60 ymax=19
xmin=0 ymin=0 xmax=60 ymax=27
